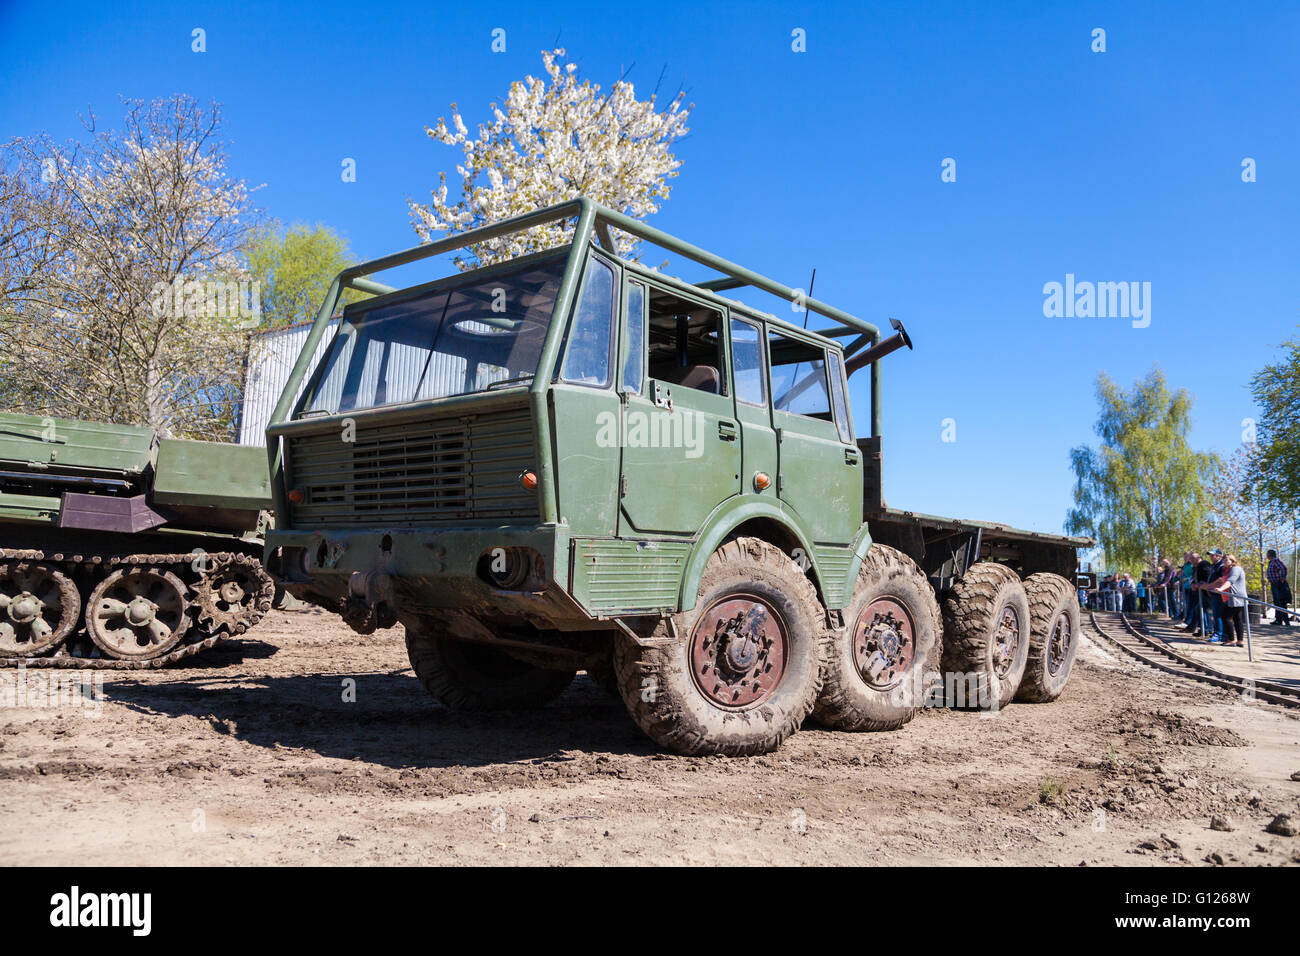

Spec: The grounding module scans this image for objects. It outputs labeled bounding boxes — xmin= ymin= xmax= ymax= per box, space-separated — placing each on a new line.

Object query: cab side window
xmin=768 ymin=331 xmax=831 ymax=419
xmin=559 ymin=255 xmax=616 ymax=387
xmin=826 ymin=351 xmax=854 ymax=443
xmin=730 ymin=317 xmax=766 ymax=406
xmin=646 ymin=286 xmax=726 ymax=396
xmin=622 ymin=280 xmax=646 ymax=394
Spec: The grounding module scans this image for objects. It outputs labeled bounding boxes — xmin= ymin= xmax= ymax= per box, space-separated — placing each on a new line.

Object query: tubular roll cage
xmin=265 ymin=197 xmax=890 ymax=526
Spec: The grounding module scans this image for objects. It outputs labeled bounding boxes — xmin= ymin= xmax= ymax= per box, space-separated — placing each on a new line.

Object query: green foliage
xmin=1248 ymin=328 xmax=1300 ymax=511
xmin=1038 ymin=776 xmax=1066 ymax=805
xmin=1207 ymin=444 xmax=1290 ymax=594
xmin=1066 ymin=367 xmax=1218 ymax=573
xmin=245 ymin=223 xmax=363 ymax=329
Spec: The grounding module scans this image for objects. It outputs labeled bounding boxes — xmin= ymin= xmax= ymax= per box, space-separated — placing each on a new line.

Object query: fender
xmin=842 ymin=522 xmax=875 ymax=597
xmin=678 ymin=495 xmax=869 ymax=612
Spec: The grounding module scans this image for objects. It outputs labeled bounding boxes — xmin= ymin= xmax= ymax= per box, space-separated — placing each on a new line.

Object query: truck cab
xmin=266 ymin=209 xmax=870 ymax=633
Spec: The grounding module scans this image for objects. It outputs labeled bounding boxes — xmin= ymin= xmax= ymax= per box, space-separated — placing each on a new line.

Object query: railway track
xmin=1087 ymin=611 xmax=1300 ymax=709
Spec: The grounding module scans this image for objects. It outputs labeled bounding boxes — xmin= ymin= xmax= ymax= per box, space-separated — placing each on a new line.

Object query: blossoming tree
xmin=408 ymin=49 xmax=691 ymax=268
xmin=0 ymin=96 xmax=259 ymax=439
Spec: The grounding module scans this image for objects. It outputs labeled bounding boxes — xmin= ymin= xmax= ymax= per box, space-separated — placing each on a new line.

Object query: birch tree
xmin=1065 ymin=367 xmax=1218 ymax=573
xmin=0 ymin=96 xmax=259 ymax=439
xmin=408 ymin=49 xmax=691 ymax=268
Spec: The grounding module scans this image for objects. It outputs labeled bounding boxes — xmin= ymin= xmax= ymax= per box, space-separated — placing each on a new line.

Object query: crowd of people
xmin=1080 ymin=548 xmax=1293 ymax=648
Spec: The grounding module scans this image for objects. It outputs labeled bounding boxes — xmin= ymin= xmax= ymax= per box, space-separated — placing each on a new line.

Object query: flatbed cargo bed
xmin=859 ymin=437 xmax=1091 ymax=589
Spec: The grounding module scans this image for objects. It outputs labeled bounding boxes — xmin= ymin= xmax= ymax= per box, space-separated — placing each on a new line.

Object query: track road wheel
xmin=612 ymin=537 xmax=826 ymax=756
xmin=0 ymin=562 xmax=80 ymax=657
xmin=941 ymin=562 xmax=1030 ymax=711
xmin=1016 ymin=573 xmax=1080 ymax=703
xmin=86 ymin=567 xmax=189 ymax=660
xmin=404 ymin=630 xmax=575 ymax=711
xmin=814 ymin=544 xmax=942 ymax=731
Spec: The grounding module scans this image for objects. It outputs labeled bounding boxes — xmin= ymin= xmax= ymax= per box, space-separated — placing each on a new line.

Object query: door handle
xmin=844 ymin=448 xmax=860 ymax=465
xmin=718 ymin=421 xmax=738 ymax=441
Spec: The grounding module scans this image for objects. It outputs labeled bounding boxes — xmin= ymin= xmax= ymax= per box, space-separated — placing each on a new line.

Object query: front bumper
xmin=265 ymin=523 xmax=601 ymax=630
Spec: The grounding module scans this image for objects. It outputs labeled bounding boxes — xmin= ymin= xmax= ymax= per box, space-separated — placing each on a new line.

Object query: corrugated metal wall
xmin=237 ymin=321 xmax=337 ymax=446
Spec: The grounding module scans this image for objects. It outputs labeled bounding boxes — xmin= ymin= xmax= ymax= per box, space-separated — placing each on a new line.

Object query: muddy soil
xmin=1 ymin=608 xmax=1297 ymax=866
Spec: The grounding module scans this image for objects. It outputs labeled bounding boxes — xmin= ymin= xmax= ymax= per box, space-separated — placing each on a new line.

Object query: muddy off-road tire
xmin=613 ymin=537 xmax=827 ymax=756
xmin=941 ymin=562 xmax=1030 ymax=711
xmin=814 ymin=544 xmax=942 ymax=731
xmin=405 ymin=630 xmax=575 ymax=711
xmin=1016 ymin=572 xmax=1080 ymax=703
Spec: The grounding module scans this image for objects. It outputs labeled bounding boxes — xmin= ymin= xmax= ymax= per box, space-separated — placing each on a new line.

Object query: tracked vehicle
xmin=0 ymin=414 xmax=275 ymax=668
xmin=265 ymin=199 xmax=1090 ymax=754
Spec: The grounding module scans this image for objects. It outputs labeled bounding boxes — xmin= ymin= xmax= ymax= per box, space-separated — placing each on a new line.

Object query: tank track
xmin=0 ymin=548 xmax=273 ymax=670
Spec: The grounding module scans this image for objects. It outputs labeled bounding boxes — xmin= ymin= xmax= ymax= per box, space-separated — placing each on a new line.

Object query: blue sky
xmin=3 ymin=0 xmax=1297 ymax=537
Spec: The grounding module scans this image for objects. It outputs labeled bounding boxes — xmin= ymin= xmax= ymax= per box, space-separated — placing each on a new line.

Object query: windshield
xmin=303 ymin=255 xmax=566 ymax=415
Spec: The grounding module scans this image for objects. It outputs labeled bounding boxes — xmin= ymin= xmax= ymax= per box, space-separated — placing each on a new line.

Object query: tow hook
xmin=342 ymin=570 xmax=397 ymax=635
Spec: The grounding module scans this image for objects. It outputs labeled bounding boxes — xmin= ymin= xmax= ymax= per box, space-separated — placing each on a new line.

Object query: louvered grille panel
xmin=287 ymin=410 xmax=537 ymax=527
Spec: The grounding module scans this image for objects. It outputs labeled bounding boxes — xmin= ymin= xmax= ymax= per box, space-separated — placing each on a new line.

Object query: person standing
xmin=1156 ymin=560 xmax=1174 ymax=614
xmin=1267 ymin=550 xmax=1292 ymax=626
xmin=1206 ymin=555 xmax=1249 ymax=647
xmin=1181 ymin=552 xmax=1196 ymax=625
xmin=1204 ymin=549 xmax=1227 ymax=640
xmin=1185 ymin=551 xmax=1214 ymax=636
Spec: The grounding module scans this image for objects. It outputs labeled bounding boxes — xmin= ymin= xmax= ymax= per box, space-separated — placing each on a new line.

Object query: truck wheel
xmin=612 ymin=537 xmax=826 ymax=756
xmin=405 ymin=630 xmax=575 ymax=711
xmin=941 ymin=562 xmax=1029 ymax=711
xmin=1016 ymin=573 xmax=1080 ymax=703
xmin=814 ymin=544 xmax=941 ymax=731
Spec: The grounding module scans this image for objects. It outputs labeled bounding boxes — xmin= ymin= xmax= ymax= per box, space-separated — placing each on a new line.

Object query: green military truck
xmin=265 ymin=199 xmax=1090 ymax=755
xmin=0 ymin=413 xmax=275 ymax=667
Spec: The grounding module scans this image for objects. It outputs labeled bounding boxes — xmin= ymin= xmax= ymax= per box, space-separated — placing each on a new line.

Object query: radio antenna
xmin=801 ymin=268 xmax=816 ymax=329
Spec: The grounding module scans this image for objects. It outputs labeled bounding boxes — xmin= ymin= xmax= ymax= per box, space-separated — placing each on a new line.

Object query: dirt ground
xmin=2 ymin=606 xmax=1298 ymax=866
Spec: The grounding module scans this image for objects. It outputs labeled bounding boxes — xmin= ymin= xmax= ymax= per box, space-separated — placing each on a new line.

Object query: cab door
xmin=729 ymin=314 xmax=778 ymax=504
xmin=617 ymin=280 xmax=741 ymax=535
xmin=769 ymin=330 xmax=860 ymax=544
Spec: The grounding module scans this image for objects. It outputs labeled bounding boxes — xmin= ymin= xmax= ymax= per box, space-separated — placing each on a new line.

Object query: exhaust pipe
xmin=845 ymin=318 xmax=913 ymax=377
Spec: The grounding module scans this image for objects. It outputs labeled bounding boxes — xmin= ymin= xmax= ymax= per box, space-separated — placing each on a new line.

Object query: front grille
xmin=287 ymin=409 xmax=538 ymax=528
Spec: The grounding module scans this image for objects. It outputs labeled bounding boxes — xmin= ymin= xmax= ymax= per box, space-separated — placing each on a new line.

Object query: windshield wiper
xmin=484 ymin=374 xmax=535 ymax=391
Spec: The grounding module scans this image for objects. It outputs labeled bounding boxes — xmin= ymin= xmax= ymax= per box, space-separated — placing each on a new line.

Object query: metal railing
xmin=1080 ymin=583 xmax=1294 ymax=663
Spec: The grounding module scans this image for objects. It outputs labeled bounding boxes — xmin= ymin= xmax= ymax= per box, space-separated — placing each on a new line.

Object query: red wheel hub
xmin=1047 ymin=613 xmax=1071 ymax=676
xmin=852 ymin=596 xmax=916 ymax=690
xmin=690 ymin=595 xmax=788 ymax=709
xmin=992 ymin=606 xmax=1021 ymax=678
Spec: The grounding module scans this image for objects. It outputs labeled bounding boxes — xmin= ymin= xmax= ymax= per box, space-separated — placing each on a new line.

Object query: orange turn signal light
xmin=520 ymin=470 xmax=538 ymax=491
xmin=287 ymin=488 xmax=305 ymax=504
xmin=753 ymin=472 xmax=772 ymax=491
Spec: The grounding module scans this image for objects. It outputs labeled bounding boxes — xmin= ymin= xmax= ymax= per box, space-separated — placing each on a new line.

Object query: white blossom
xmin=0 ymin=96 xmax=261 ymax=439
xmin=408 ymin=49 xmax=691 ymax=268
